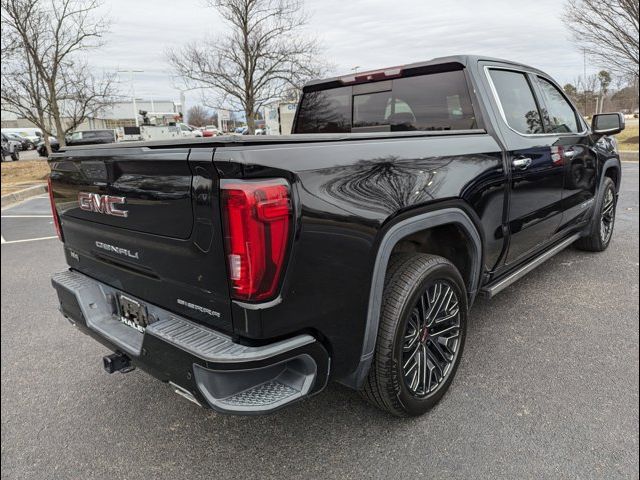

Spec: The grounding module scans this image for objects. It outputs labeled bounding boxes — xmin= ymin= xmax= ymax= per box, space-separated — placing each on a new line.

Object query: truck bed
xmin=59 ymin=129 xmax=487 ymax=151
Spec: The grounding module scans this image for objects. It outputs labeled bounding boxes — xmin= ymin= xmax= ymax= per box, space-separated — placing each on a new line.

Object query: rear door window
xmin=536 ymin=77 xmax=580 ymax=133
xmin=388 ymin=72 xmax=476 ymax=131
xmin=488 ymin=69 xmax=544 ymax=134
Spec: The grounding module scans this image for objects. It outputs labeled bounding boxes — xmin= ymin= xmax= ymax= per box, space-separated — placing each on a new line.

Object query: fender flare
xmin=601 ymin=157 xmax=621 ymax=193
xmin=340 ymin=207 xmax=483 ymax=389
xmin=586 ymin=157 xmax=621 ymax=229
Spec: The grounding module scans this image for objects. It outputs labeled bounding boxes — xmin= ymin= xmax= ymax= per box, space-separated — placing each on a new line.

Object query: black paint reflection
xmin=319 ymin=156 xmax=446 ymax=214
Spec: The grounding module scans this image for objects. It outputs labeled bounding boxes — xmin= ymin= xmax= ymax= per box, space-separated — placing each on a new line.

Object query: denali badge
xmin=95 ymin=241 xmax=139 ymax=259
xmin=78 ymin=192 xmax=128 ymax=217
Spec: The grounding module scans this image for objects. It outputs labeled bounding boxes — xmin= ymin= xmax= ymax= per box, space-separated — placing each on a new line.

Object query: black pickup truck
xmin=49 ymin=55 xmax=625 ymax=417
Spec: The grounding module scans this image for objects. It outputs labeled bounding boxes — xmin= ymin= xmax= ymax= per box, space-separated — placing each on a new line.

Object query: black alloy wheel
xmin=361 ymin=253 xmax=468 ymax=417
xmin=401 ymin=280 xmax=462 ymax=397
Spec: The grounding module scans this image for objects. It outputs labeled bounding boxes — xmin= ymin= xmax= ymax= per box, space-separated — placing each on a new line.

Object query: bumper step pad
xmin=220 ymin=380 xmax=298 ymax=407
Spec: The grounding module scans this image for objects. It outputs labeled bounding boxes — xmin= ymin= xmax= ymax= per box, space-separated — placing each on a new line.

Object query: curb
xmin=620 ymin=151 xmax=639 ymax=162
xmin=1 ymin=183 xmax=48 ymax=209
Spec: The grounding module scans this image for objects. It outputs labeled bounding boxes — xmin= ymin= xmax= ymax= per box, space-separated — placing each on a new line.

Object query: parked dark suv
xmin=38 ymin=129 xmax=116 ymax=157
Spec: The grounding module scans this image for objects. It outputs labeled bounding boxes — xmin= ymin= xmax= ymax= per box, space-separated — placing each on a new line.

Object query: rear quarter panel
xmin=214 ymin=133 xmax=505 ymax=381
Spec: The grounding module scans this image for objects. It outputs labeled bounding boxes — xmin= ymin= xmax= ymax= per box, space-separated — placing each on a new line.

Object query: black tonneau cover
xmin=58 ymin=129 xmax=487 ymax=152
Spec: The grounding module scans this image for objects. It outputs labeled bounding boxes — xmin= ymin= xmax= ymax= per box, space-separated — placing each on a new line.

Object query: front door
xmin=532 ymin=75 xmax=597 ymax=233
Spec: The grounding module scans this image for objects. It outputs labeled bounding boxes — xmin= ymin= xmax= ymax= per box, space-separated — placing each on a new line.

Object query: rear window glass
xmin=295 ymin=70 xmax=477 ymax=133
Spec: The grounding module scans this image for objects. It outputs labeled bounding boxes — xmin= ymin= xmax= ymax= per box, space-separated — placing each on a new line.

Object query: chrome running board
xmin=481 ymin=233 xmax=581 ymax=298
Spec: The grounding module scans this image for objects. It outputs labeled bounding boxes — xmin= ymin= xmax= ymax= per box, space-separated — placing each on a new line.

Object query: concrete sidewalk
xmin=0 ymin=183 xmax=47 ymax=209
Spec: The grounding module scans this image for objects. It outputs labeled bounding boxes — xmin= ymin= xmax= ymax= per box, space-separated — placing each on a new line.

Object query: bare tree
xmin=56 ymin=60 xmax=117 ymax=134
xmin=563 ymin=0 xmax=639 ymax=80
xmin=167 ymin=0 xmax=325 ymax=133
xmin=1 ymin=14 xmax=55 ymax=151
xmin=563 ymin=83 xmax=579 ymax=103
xmin=1 ymin=0 xmax=116 ymax=149
xmin=186 ymin=105 xmax=215 ymax=127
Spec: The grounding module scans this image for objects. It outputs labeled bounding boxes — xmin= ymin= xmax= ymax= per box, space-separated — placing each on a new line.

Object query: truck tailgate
xmin=48 ymin=147 xmax=234 ymax=333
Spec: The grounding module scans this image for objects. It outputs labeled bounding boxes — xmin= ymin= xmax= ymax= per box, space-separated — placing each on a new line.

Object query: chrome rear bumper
xmin=51 ymin=270 xmax=329 ymax=414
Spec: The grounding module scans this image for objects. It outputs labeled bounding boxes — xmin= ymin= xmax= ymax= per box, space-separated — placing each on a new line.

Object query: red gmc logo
xmin=78 ymin=192 xmax=129 ymax=218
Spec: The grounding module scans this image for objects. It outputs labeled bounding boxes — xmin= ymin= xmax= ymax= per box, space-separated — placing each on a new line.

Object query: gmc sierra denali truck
xmin=49 ymin=56 xmax=625 ymax=417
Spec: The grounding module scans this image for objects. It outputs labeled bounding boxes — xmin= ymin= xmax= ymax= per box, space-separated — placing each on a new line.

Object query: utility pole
xmin=118 ymin=69 xmax=144 ymax=127
xmin=583 ymin=49 xmax=588 ymax=116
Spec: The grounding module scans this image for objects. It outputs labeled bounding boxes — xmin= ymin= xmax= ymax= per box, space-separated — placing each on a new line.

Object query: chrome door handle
xmin=512 ymin=157 xmax=532 ymax=170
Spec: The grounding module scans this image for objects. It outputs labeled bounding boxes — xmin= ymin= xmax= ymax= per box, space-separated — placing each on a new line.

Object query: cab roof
xmin=303 ymin=54 xmax=547 ymax=91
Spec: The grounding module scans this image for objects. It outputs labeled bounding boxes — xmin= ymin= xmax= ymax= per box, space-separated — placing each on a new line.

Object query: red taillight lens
xmin=221 ymin=179 xmax=292 ymax=301
xmin=47 ymin=176 xmax=63 ymax=241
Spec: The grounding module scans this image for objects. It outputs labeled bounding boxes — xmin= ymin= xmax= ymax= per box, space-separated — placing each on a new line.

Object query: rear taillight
xmin=221 ymin=179 xmax=292 ymax=302
xmin=47 ymin=176 xmax=63 ymax=241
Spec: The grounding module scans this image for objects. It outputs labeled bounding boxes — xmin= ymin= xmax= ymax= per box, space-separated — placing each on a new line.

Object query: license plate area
xmin=118 ymin=294 xmax=149 ymax=333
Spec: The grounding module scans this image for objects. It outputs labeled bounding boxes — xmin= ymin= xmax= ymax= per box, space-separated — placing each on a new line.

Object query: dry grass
xmin=616 ymin=120 xmax=639 ymax=151
xmin=1 ymin=159 xmax=50 ymax=196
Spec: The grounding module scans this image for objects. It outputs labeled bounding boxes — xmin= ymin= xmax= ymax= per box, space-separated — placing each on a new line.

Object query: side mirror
xmin=591 ymin=112 xmax=625 ymax=136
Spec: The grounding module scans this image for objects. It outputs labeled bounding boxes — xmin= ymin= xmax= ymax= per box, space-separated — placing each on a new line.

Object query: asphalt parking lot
xmin=1 ymin=163 xmax=638 ymax=479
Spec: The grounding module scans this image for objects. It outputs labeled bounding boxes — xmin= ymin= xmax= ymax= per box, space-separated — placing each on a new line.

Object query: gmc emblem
xmin=78 ymin=192 xmax=129 ymax=218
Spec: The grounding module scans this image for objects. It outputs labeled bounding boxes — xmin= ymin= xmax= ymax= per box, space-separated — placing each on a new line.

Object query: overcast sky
xmin=94 ymin=0 xmax=599 ymax=109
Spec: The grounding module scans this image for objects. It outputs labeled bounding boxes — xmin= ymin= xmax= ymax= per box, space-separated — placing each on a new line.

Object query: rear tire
xmin=575 ymin=177 xmax=616 ymax=252
xmin=360 ymin=253 xmax=468 ymax=417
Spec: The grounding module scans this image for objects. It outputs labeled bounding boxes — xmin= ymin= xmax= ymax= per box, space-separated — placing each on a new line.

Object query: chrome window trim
xmin=483 ymin=65 xmax=588 ymax=138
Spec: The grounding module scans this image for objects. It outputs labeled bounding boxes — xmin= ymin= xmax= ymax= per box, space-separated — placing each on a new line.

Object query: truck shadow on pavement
xmin=57 ymin=241 xmax=636 ymax=478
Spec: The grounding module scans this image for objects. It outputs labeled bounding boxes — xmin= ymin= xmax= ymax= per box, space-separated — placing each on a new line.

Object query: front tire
xmin=11 ymin=150 xmax=19 ymax=161
xmin=361 ymin=253 xmax=468 ymax=417
xmin=575 ymin=177 xmax=616 ymax=252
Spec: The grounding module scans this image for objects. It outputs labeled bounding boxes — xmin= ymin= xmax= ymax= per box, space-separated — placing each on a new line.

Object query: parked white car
xmin=1 ymin=127 xmax=43 ymax=144
xmin=1 ymin=133 xmax=21 ymax=161
xmin=177 ymin=123 xmax=202 ymax=138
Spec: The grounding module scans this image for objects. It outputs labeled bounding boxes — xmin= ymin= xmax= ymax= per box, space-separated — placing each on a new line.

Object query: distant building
xmin=1 ymin=98 xmax=182 ymax=131
xmin=103 ymin=99 xmax=182 ymax=128
xmin=263 ymin=101 xmax=297 ymax=135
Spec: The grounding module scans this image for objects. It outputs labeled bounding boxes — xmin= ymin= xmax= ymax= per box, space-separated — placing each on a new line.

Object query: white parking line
xmin=1 ymin=215 xmax=53 ymax=218
xmin=0 ymin=194 xmax=50 ymax=211
xmin=0 ymin=235 xmax=57 ymax=245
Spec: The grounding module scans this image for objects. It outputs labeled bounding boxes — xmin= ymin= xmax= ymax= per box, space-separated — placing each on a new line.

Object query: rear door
xmin=484 ymin=66 xmax=565 ymax=265
xmin=49 ymin=146 xmax=234 ymax=333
